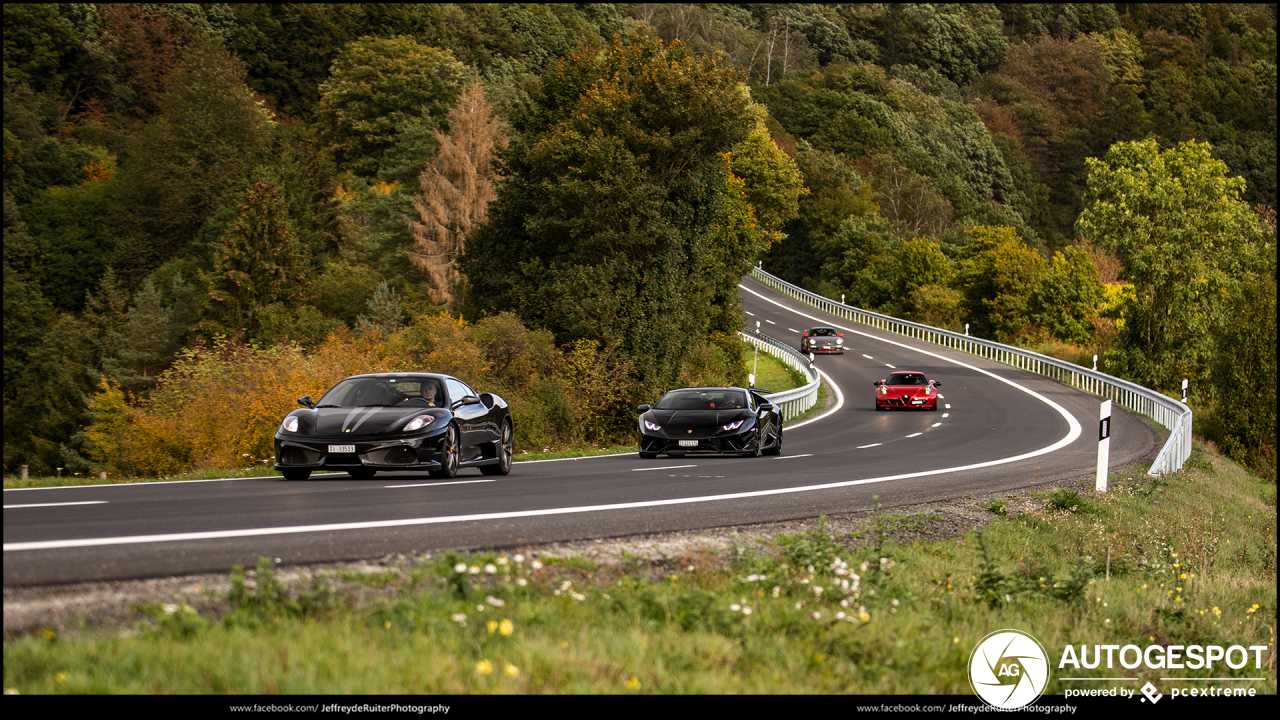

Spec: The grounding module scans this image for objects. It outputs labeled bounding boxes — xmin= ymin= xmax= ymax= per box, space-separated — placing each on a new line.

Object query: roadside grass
xmin=515 ymin=445 xmax=637 ymax=462
xmin=750 ymin=350 xmax=805 ymax=394
xmin=6 ymin=443 xmax=1274 ymax=694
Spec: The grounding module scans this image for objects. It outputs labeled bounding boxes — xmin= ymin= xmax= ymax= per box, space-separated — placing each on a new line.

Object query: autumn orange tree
xmin=409 ymin=82 xmax=507 ymax=310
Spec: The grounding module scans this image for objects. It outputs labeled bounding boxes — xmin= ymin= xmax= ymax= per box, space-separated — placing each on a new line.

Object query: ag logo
xmin=969 ymin=629 xmax=1050 ymax=709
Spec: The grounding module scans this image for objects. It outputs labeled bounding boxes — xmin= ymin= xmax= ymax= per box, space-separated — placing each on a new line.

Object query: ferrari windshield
xmin=888 ymin=374 xmax=927 ymax=386
xmin=653 ymin=389 xmax=749 ymax=410
xmin=809 ymin=328 xmax=838 ymax=337
xmin=316 ymin=376 xmax=445 ymax=407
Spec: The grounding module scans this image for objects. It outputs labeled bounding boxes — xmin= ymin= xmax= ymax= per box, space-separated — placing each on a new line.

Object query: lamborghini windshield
xmin=653 ymin=389 xmax=749 ymax=411
xmin=316 ymin=376 xmax=445 ymax=407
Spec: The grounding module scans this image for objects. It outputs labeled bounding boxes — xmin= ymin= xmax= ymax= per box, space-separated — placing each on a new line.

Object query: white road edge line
xmin=386 ymin=479 xmax=495 ymax=488
xmin=4 ymin=501 xmax=108 ymax=509
xmin=905 ymin=432 xmax=923 ymax=438
xmin=632 ymin=465 xmax=696 ymax=472
xmin=773 ymin=454 xmax=813 ymax=460
xmin=1 ymin=289 xmax=1084 ymax=553
xmin=857 ymin=444 xmax=882 ymax=449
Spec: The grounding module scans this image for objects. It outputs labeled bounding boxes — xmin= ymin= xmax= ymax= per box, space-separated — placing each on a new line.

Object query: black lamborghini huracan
xmin=637 ymin=387 xmax=783 ymax=458
xmin=273 ymin=373 xmax=513 ymax=480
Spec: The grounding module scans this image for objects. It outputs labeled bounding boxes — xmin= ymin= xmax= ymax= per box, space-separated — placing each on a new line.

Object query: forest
xmin=3 ymin=4 xmax=1275 ymax=480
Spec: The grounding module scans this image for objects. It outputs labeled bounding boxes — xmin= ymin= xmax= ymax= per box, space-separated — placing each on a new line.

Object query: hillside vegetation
xmin=3 ymin=4 xmax=1274 ymax=480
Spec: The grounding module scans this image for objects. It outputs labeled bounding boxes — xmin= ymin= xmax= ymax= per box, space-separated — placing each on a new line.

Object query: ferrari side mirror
xmin=873 ymin=381 xmax=882 ymax=387
xmin=933 ymin=382 xmax=942 ymax=388
xmin=298 ymin=396 xmax=315 ymax=408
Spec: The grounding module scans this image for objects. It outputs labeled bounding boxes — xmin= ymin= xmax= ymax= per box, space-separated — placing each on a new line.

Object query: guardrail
xmin=748 ymin=266 xmax=1192 ymax=476
xmin=738 ymin=330 xmax=821 ymax=421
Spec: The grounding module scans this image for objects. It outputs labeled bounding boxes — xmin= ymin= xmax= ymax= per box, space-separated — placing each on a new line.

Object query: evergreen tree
xmin=200 ymin=169 xmax=312 ymax=338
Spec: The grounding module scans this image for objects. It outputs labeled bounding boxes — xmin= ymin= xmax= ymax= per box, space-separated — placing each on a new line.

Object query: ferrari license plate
xmin=328 ymin=444 xmax=356 ymax=453
xmin=678 ymin=440 xmax=698 ymax=447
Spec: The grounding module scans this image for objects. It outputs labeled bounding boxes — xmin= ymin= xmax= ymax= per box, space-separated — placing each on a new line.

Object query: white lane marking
xmin=885 ymin=363 xmax=896 ymax=368
xmin=945 ymin=404 xmax=952 ymax=409
xmin=4 ymin=501 xmax=108 ymax=509
xmin=857 ymin=444 xmax=882 ymax=449
xmin=632 ymin=465 xmax=696 ymax=472
xmin=387 ymin=479 xmax=494 ymax=488
xmin=745 ymin=312 xmax=755 ymax=316
xmin=942 ymin=413 xmax=949 ymax=418
xmin=862 ymin=354 xmax=874 ymax=359
xmin=931 ymin=423 xmax=942 ymax=428
xmin=765 ymin=319 xmax=776 ymax=324
xmin=1 ymin=474 xmax=314 ymax=491
xmin=774 ymin=454 xmax=813 ymax=460
xmin=905 ymin=433 xmax=923 ymax=438
xmin=788 ymin=328 xmax=799 ymax=333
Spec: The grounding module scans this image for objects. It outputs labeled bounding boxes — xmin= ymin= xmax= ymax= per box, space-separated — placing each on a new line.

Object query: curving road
xmin=2 ymin=276 xmax=1159 ymax=586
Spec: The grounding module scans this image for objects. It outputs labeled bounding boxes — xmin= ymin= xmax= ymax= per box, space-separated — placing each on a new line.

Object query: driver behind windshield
xmin=416 ymin=381 xmax=443 ymax=407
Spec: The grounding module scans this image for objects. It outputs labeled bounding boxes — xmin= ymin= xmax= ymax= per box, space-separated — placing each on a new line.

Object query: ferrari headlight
xmin=879 ymin=386 xmax=888 ymax=395
xmin=926 ymin=386 xmax=934 ymax=394
xmin=723 ymin=419 xmax=745 ymax=431
xmin=644 ymin=420 xmax=662 ymax=431
xmin=836 ymin=338 xmax=844 ymax=345
xmin=404 ymin=415 xmax=434 ymax=432
xmin=282 ymin=415 xmax=299 ymax=433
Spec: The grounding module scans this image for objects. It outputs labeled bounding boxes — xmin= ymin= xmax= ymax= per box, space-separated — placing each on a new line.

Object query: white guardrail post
xmin=747 ymin=267 xmax=1192 ymax=477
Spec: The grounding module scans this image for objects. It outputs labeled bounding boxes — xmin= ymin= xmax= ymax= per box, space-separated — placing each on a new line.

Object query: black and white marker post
xmin=1096 ymin=399 xmax=1112 ymax=492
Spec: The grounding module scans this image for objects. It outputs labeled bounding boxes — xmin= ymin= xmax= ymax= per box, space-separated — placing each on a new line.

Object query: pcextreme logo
xmin=970 ymin=629 xmax=1051 ymax=709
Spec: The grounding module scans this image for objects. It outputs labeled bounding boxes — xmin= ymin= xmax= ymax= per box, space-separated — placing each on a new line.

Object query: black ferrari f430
xmin=637 ymin=387 xmax=783 ymax=458
xmin=273 ymin=373 xmax=513 ymax=480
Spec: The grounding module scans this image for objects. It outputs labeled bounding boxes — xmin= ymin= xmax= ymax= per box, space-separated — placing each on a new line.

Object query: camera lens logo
xmin=969 ymin=630 xmax=1050 ymax=709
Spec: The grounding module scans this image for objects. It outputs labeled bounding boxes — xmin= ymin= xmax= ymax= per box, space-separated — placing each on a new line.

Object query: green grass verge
xmin=515 ymin=445 xmax=638 ymax=462
xmin=6 ymin=442 xmax=1273 ymax=694
xmin=751 ymin=348 xmax=805 ymax=393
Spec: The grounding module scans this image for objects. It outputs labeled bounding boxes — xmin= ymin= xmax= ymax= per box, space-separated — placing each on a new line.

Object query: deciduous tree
xmin=409 ymin=82 xmax=506 ymax=310
xmin=1077 ymin=139 xmax=1266 ymax=392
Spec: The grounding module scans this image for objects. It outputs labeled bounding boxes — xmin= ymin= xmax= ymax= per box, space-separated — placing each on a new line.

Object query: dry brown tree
xmin=410 ymin=82 xmax=507 ymax=309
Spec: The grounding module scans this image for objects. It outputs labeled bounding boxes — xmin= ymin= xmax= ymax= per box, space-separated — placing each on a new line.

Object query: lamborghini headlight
xmin=644 ymin=419 xmax=662 ymax=431
xmin=723 ymin=419 xmax=746 ymax=431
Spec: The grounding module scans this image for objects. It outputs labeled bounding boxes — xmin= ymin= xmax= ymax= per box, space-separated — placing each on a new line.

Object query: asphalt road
xmin=2 ymin=276 xmax=1159 ymax=586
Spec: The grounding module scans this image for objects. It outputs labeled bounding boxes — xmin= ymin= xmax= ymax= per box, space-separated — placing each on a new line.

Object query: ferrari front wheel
xmin=430 ymin=425 xmax=459 ymax=479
